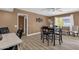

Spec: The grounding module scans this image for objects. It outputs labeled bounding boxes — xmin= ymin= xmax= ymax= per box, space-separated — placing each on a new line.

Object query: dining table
xmin=0 ymin=33 xmax=22 ymax=50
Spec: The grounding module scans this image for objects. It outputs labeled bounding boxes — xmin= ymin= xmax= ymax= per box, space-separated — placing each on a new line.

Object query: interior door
xmin=18 ymin=16 xmax=24 ymax=33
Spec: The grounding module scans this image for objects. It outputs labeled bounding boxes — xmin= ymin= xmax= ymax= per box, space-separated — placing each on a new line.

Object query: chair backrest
xmin=54 ymin=26 xmax=59 ymax=32
xmin=54 ymin=26 xmax=62 ymax=35
xmin=41 ymin=26 xmax=49 ymax=34
xmin=16 ymin=29 xmax=23 ymax=39
xmin=0 ymin=27 xmax=9 ymax=34
xmin=41 ymin=26 xmax=49 ymax=31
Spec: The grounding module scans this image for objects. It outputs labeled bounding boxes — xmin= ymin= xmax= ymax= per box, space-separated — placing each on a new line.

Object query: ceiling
xmin=19 ymin=8 xmax=79 ymax=16
xmin=0 ymin=8 xmax=13 ymax=12
xmin=0 ymin=8 xmax=79 ymax=16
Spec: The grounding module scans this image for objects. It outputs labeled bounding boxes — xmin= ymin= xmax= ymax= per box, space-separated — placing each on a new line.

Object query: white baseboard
xmin=27 ymin=32 xmax=41 ymax=36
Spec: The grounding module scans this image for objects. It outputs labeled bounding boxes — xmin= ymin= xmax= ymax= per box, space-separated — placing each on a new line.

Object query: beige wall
xmin=0 ymin=11 xmax=17 ymax=32
xmin=0 ymin=9 xmax=48 ymax=34
xmin=74 ymin=12 xmax=79 ymax=26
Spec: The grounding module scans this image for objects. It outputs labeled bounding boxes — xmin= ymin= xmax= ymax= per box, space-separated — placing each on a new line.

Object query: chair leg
xmin=60 ymin=33 xmax=63 ymax=44
xmin=73 ymin=33 xmax=75 ymax=37
xmin=43 ymin=38 xmax=44 ymax=43
xmin=47 ymin=39 xmax=49 ymax=46
xmin=46 ymin=35 xmax=49 ymax=46
xmin=53 ymin=34 xmax=55 ymax=46
xmin=59 ymin=37 xmax=61 ymax=45
xmin=51 ymin=34 xmax=53 ymax=43
xmin=77 ymin=33 xmax=78 ymax=36
xmin=51 ymin=39 xmax=53 ymax=43
xmin=42 ymin=34 xmax=49 ymax=46
xmin=41 ymin=33 xmax=43 ymax=40
xmin=61 ymin=35 xmax=63 ymax=43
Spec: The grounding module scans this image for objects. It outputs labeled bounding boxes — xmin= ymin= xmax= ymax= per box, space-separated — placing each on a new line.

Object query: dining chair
xmin=16 ymin=29 xmax=23 ymax=39
xmin=54 ymin=26 xmax=63 ymax=45
xmin=70 ymin=26 xmax=79 ymax=36
xmin=41 ymin=26 xmax=50 ymax=46
xmin=48 ymin=27 xmax=54 ymax=43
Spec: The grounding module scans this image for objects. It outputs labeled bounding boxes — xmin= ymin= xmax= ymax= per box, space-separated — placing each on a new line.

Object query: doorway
xmin=19 ymin=16 xmax=24 ymax=31
xmin=17 ymin=13 xmax=28 ymax=35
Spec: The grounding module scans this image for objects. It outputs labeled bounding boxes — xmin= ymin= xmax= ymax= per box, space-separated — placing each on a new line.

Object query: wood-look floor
xmin=18 ymin=34 xmax=79 ymax=50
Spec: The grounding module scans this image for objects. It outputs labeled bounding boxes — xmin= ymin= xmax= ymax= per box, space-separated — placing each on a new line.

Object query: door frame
xmin=17 ymin=13 xmax=29 ymax=35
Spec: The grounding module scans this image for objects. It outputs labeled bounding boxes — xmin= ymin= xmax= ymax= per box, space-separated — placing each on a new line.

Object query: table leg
xmin=53 ymin=34 xmax=55 ymax=46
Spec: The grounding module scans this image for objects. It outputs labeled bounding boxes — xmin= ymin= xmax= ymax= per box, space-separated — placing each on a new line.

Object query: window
xmin=55 ymin=14 xmax=74 ymax=28
xmin=63 ymin=16 xmax=71 ymax=27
